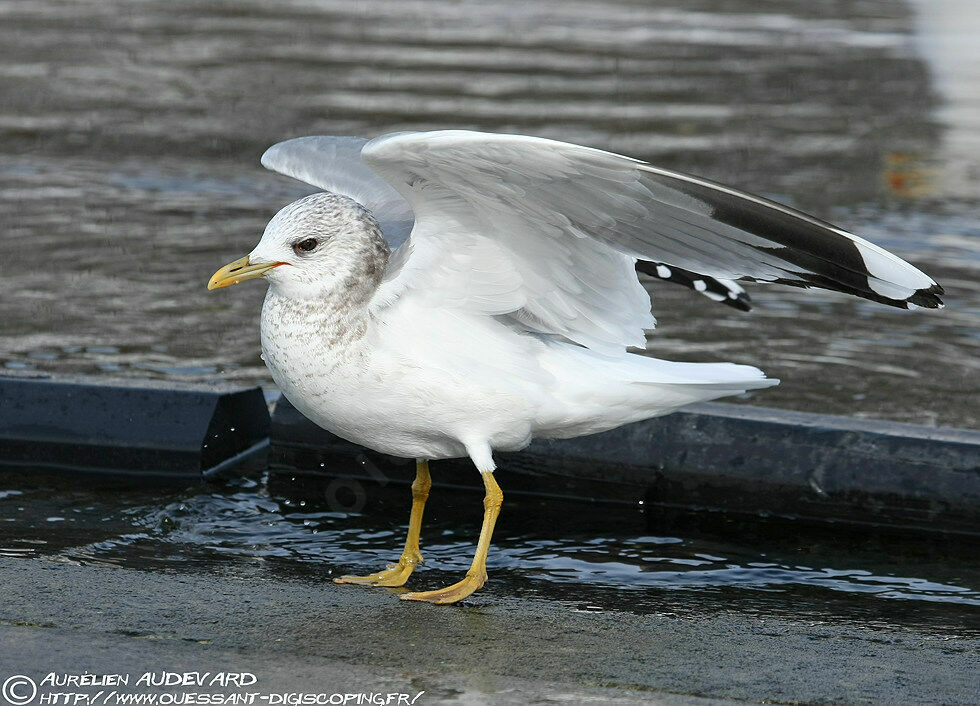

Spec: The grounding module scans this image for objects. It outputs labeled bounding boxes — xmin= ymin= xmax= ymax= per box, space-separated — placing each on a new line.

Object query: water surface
xmin=0 ymin=0 xmax=977 ymax=426
xmin=1 ymin=469 xmax=977 ymax=636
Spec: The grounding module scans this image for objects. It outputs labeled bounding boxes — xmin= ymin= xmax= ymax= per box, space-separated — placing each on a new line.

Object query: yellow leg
xmin=335 ymin=460 xmax=431 ymax=587
xmin=401 ymin=470 xmax=503 ymax=605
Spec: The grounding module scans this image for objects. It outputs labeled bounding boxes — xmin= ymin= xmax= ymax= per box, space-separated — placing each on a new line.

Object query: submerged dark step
xmin=0 ymin=374 xmax=270 ymax=479
xmin=271 ymin=397 xmax=980 ymax=537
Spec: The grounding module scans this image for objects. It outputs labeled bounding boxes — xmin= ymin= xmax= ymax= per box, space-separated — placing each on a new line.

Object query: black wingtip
xmin=726 ymin=292 xmax=753 ymax=312
xmin=907 ymin=283 xmax=945 ymax=309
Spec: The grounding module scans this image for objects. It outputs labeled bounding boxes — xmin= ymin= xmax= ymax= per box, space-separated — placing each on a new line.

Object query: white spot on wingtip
xmin=857 ymin=242 xmax=935 ymax=294
xmin=716 ymin=278 xmax=744 ymax=295
xmin=693 ymin=279 xmax=707 ymax=292
xmin=655 ymin=265 xmax=672 ymax=279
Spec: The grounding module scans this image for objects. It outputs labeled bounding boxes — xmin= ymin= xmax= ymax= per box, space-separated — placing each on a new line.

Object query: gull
xmin=208 ymin=130 xmax=943 ymax=604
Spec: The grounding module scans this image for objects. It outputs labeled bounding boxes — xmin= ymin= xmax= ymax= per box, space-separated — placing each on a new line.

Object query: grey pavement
xmin=0 ymin=557 xmax=977 ymax=705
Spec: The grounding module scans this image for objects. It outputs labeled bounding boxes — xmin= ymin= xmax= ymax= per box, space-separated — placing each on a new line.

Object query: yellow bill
xmin=207 ymin=256 xmax=280 ymax=290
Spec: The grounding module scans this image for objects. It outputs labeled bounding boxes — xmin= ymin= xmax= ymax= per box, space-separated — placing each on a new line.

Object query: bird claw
xmin=334 ymin=556 xmax=420 ymax=588
xmin=400 ymin=571 xmax=486 ymax=604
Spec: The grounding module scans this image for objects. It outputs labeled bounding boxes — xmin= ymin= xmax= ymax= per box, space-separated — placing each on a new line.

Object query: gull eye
xmin=293 ymin=237 xmax=318 ymax=253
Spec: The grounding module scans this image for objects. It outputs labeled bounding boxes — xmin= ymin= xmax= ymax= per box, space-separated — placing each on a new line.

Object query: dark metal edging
xmin=270 ymin=397 xmax=980 ymax=537
xmin=0 ymin=374 xmax=271 ymax=479
xmin=1 ymin=373 xmax=977 ymax=535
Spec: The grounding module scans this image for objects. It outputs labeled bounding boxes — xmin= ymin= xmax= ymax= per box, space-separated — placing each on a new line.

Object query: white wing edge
xmin=260 ymin=136 xmax=415 ymax=249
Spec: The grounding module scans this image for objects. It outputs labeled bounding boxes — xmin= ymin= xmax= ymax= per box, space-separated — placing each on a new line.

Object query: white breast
xmin=259 ymin=289 xmax=539 ymax=461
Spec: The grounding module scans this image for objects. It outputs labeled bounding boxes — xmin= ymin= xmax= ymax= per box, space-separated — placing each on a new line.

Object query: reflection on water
xmin=1 ymin=470 xmax=978 ymax=635
xmin=911 ymin=0 xmax=980 ymax=199
xmin=0 ymin=0 xmax=977 ymax=427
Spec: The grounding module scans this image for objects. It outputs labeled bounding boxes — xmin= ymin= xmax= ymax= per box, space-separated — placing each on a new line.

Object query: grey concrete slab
xmin=0 ymin=625 xmax=717 ymax=706
xmin=1 ymin=557 xmax=976 ymax=705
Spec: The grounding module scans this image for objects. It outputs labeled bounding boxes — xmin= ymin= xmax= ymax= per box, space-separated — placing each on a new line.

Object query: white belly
xmin=260 ymin=297 xmax=536 ymax=461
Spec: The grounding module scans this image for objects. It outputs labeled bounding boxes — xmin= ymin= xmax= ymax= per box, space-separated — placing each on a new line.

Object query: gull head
xmin=208 ymin=192 xmax=390 ymax=301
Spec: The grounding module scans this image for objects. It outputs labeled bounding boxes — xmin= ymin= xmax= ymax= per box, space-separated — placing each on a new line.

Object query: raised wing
xmin=362 ymin=131 xmax=942 ymax=351
xmin=365 ymin=134 xmax=660 ymax=353
xmin=261 ymin=136 xmax=415 ymax=248
xmin=261 ymin=134 xmax=773 ymax=315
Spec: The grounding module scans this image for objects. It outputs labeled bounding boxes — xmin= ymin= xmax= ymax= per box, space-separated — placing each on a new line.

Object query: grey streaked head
xmin=249 ymin=192 xmax=390 ymax=302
